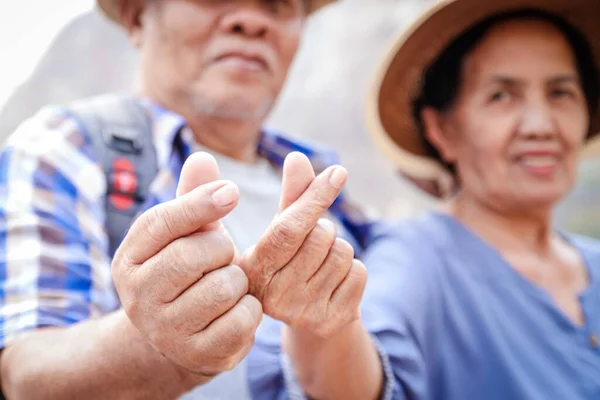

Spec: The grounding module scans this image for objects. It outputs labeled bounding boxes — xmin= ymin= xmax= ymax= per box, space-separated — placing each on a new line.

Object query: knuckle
xmin=271 ymin=219 xmax=304 ymax=248
xmin=117 ymin=249 xmax=138 ymax=274
xmin=176 ymin=238 xmax=209 ymax=277
xmin=306 ymin=223 xmax=336 ymax=249
xmin=348 ymin=261 xmax=368 ymax=296
xmin=203 ymin=232 xmax=236 ymax=266
xmin=181 ymin=350 xmax=211 ymax=375
xmin=221 ymin=326 xmax=248 ymax=355
xmin=309 ymin=182 xmax=338 ymax=211
xmin=352 ymin=259 xmax=368 ymax=281
xmin=204 ymin=266 xmax=247 ymax=307
xmin=312 ymin=189 xmax=332 ymax=209
xmin=218 ymin=357 xmax=239 ymax=373
xmin=332 ymin=238 xmax=355 ymax=262
xmin=179 ymin=196 xmax=204 ymax=225
xmin=169 ymin=233 xmax=237 ymax=285
xmin=160 ymin=241 xmax=189 ymax=279
xmin=160 ymin=206 xmax=180 ymax=238
xmin=226 ymin=264 xmax=249 ymax=286
xmin=210 ymin=273 xmax=238 ymax=305
xmin=228 ymin=297 xmax=261 ymax=343
xmin=294 ymin=207 xmax=315 ymax=224
xmin=143 ymin=205 xmax=176 ymax=246
xmin=217 ymin=348 xmax=249 ymax=373
xmin=236 ymin=299 xmax=261 ymax=336
xmin=112 ymin=229 xmax=146 ymax=278
xmin=173 ymin=237 xmax=209 ymax=277
xmin=188 ymin=340 xmax=231 ymax=376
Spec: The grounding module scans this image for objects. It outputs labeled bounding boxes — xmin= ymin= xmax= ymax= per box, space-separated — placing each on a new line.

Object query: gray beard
xmin=185 ymin=90 xmax=275 ymax=121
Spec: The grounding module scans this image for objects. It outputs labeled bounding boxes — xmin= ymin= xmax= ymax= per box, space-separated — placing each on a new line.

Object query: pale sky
xmin=0 ymin=0 xmax=95 ymax=109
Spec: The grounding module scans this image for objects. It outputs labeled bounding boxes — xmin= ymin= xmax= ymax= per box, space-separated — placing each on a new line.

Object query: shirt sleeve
xmin=359 ymin=221 xmax=442 ymax=400
xmin=0 ymin=107 xmax=119 ymax=349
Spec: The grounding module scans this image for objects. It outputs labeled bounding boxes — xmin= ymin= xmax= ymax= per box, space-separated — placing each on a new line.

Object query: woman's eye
xmin=490 ymin=91 xmax=510 ymax=103
xmin=551 ymin=88 xmax=573 ymax=99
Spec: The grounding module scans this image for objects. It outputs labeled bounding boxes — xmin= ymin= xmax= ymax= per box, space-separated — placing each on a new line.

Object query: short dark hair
xmin=411 ymin=8 xmax=600 ymax=176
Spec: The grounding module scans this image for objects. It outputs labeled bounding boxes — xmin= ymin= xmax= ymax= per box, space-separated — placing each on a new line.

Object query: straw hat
xmin=366 ymin=0 xmax=600 ymax=184
xmin=97 ymin=0 xmax=336 ymax=24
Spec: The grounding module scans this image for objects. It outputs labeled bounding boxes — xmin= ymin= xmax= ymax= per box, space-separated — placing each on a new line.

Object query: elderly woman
xmin=249 ymin=0 xmax=600 ymax=399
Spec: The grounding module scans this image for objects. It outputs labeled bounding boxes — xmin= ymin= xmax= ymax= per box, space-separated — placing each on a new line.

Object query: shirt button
xmin=589 ymin=334 xmax=599 ymax=349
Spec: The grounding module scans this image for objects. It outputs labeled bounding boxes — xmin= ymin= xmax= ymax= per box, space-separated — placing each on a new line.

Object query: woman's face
xmin=425 ymin=18 xmax=590 ymax=213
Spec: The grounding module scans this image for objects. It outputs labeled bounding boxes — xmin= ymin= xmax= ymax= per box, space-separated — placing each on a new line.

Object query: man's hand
xmin=112 ymin=152 xmax=262 ymax=378
xmin=241 ymin=152 xmax=367 ymax=338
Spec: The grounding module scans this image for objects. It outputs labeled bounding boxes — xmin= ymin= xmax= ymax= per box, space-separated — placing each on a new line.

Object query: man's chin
xmin=189 ymin=96 xmax=274 ymax=121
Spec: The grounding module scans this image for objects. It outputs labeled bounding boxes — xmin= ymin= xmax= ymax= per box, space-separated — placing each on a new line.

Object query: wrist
xmin=284 ymin=319 xmax=362 ymax=353
xmin=108 ymin=309 xmax=211 ymax=391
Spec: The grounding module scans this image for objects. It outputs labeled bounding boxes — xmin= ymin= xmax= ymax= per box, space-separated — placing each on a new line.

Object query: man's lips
xmin=214 ymin=52 xmax=269 ymax=72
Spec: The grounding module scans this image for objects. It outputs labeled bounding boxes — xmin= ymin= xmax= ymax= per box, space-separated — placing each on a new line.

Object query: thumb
xmin=279 ymin=152 xmax=316 ymax=212
xmin=241 ymin=152 xmax=314 ymax=287
xmin=177 ymin=151 xmax=233 ymax=235
xmin=176 ymin=151 xmax=221 ymax=197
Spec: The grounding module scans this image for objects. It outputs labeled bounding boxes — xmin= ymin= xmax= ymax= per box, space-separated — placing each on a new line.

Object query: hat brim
xmin=366 ymin=0 xmax=600 ymax=182
xmin=97 ymin=0 xmax=120 ymax=23
xmin=97 ymin=0 xmax=335 ymax=25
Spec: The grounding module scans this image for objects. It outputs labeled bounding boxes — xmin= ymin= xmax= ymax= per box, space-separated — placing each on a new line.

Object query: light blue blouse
xmin=248 ymin=211 xmax=600 ymax=399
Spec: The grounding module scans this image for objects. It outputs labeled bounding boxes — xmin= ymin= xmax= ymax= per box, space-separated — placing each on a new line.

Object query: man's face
xmin=132 ymin=0 xmax=306 ymax=121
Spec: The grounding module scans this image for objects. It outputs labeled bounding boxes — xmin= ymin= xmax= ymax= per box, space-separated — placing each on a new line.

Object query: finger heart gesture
xmin=240 ymin=152 xmax=367 ymax=338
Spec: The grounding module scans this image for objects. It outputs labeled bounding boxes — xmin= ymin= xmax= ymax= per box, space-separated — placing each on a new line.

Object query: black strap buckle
xmin=103 ymin=129 xmax=142 ymax=154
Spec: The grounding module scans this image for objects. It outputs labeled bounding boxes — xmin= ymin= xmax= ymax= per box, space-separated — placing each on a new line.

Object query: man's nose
xmin=221 ymin=7 xmax=271 ymax=38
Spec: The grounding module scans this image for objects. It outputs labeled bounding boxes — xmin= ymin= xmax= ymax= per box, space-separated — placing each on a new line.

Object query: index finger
xmin=115 ymin=180 xmax=240 ymax=266
xmin=244 ymin=165 xmax=347 ymax=280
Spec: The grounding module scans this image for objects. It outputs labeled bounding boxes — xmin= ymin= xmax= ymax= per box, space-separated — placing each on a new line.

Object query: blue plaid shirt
xmin=0 ymin=97 xmax=393 ymax=398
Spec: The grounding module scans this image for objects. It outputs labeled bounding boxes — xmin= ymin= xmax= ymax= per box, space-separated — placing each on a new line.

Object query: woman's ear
xmin=396 ymin=170 xmax=446 ymax=199
xmin=421 ymin=107 xmax=458 ymax=163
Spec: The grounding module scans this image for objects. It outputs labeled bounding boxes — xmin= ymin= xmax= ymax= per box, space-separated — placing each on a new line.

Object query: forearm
xmin=0 ymin=310 xmax=208 ymax=400
xmin=284 ymin=320 xmax=383 ymax=400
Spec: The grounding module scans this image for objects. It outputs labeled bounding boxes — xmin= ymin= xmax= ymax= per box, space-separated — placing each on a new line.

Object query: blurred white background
xmin=0 ymin=0 xmax=94 ymax=109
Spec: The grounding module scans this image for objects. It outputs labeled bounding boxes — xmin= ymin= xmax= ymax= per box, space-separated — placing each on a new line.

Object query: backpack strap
xmin=66 ymin=94 xmax=158 ymax=257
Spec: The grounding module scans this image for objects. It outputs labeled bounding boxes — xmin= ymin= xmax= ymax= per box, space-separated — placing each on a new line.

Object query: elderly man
xmin=0 ymin=0 xmax=386 ymax=399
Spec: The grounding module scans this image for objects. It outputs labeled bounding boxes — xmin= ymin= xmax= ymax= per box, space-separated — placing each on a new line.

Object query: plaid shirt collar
xmin=139 ymin=98 xmax=340 ymax=171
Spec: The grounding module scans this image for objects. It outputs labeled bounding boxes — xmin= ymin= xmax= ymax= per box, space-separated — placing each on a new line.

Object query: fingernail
xmin=329 ymin=166 xmax=347 ymax=189
xmin=318 ymin=218 xmax=337 ymax=235
xmin=212 ymin=183 xmax=238 ymax=207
